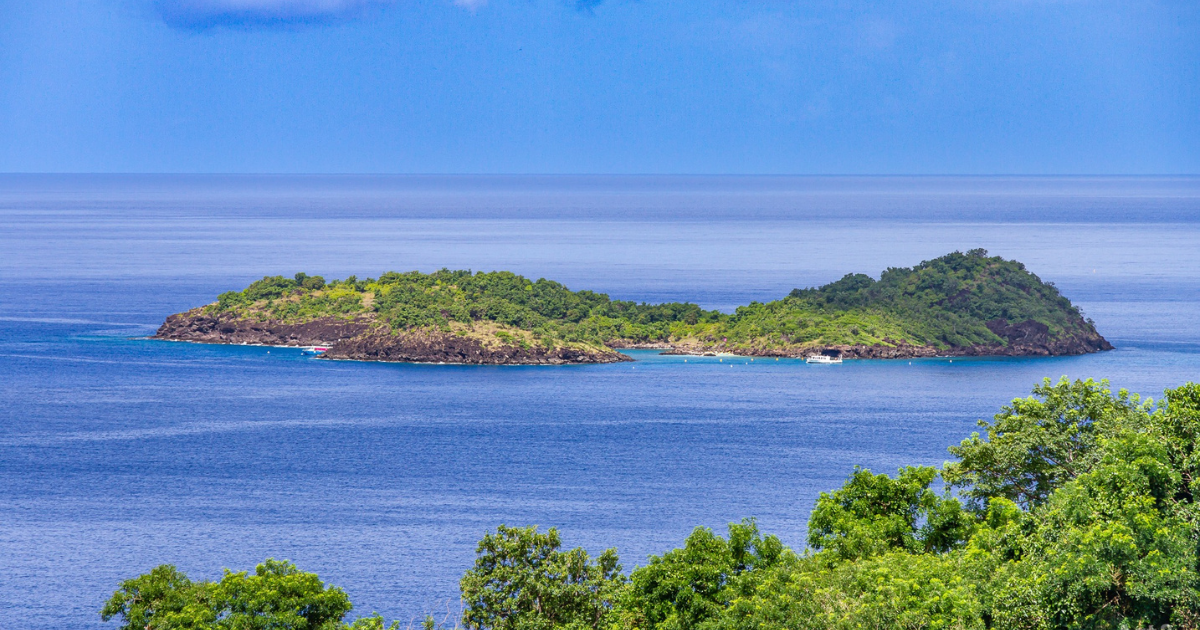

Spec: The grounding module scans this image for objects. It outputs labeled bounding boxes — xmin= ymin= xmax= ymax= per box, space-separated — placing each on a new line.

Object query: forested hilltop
xmin=104 ymin=379 xmax=1200 ymax=629
xmin=154 ymin=249 xmax=1111 ymax=363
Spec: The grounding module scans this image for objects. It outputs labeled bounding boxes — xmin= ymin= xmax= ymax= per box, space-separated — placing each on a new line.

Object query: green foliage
xmin=807 ymin=466 xmax=974 ymax=561
xmin=943 ymin=377 xmax=1152 ymax=511
xmin=1030 ymin=432 xmax=1197 ymax=628
xmin=777 ymin=248 xmax=1097 ymax=348
xmin=347 ymin=616 xmax=401 ymax=630
xmin=626 ymin=519 xmax=784 ymax=630
xmin=1153 ymin=382 xmax=1200 ymax=500
xmin=459 ymin=525 xmax=625 ymax=630
xmin=101 ymin=565 xmax=208 ymax=630
xmin=202 ymin=250 xmax=1098 ymax=352
xmin=208 ymin=559 xmax=353 ymax=629
xmin=717 ymin=551 xmax=985 ymax=630
xmin=101 ymin=559 xmax=361 ymax=630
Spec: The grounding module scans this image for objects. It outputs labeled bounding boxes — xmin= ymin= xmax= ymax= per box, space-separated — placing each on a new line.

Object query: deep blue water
xmin=1 ymin=175 xmax=1199 ymax=628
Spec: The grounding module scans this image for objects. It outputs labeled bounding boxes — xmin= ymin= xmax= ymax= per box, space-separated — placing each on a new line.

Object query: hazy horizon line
xmin=3 ymin=172 xmax=1199 ymax=178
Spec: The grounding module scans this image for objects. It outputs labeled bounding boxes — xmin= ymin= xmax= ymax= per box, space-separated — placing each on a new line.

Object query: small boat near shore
xmin=806 ymin=354 xmax=842 ymax=364
xmin=300 ymin=346 xmax=329 ymax=356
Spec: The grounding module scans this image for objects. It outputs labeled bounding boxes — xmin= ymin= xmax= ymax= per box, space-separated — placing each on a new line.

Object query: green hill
xmin=157 ymin=249 xmax=1110 ymax=362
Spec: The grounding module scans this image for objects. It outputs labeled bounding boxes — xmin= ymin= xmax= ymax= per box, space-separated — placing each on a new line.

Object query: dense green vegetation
xmin=106 ymin=378 xmax=1200 ymax=629
xmin=101 ymin=559 xmax=367 ymax=630
xmin=204 ymin=249 xmax=1099 ymax=351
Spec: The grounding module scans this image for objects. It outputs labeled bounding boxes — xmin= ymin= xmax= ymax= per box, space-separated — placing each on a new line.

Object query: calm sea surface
xmin=1 ymin=175 xmax=1198 ymax=628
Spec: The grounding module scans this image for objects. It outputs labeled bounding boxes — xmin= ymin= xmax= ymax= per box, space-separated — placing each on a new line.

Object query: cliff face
xmin=971 ymin=317 xmax=1114 ymax=356
xmin=153 ymin=310 xmax=629 ymax=365
xmin=155 ymin=310 xmax=373 ymax=347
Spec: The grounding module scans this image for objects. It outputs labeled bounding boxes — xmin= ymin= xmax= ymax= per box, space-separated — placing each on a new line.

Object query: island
xmin=153 ymin=249 xmax=1112 ymax=364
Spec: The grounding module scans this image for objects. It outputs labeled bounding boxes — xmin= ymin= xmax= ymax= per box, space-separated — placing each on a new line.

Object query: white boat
xmin=300 ymin=346 xmax=329 ymax=355
xmin=805 ymin=354 xmax=842 ymax=364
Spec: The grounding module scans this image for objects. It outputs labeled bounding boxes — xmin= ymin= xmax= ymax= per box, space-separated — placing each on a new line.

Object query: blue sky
xmin=1 ymin=0 xmax=1196 ymax=173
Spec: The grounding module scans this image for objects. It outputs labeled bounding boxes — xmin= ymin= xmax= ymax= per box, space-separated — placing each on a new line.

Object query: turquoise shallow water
xmin=1 ymin=175 xmax=1198 ymax=628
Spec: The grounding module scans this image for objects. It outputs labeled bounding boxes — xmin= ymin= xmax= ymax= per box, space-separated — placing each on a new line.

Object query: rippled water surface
xmin=1 ymin=175 xmax=1199 ymax=628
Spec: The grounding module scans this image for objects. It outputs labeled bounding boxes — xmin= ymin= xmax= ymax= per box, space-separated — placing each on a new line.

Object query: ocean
xmin=1 ymin=175 xmax=1198 ymax=628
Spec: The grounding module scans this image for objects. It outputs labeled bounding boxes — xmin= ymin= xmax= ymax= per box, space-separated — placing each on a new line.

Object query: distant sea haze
xmin=0 ymin=175 xmax=1198 ymax=628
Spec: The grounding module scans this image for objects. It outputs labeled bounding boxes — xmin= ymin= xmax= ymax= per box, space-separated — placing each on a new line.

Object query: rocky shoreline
xmin=156 ymin=311 xmax=1112 ymax=365
xmin=153 ymin=311 xmax=630 ymax=365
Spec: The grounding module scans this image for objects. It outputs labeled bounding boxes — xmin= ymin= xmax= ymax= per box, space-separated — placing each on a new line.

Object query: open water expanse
xmin=1 ymin=175 xmax=1199 ymax=628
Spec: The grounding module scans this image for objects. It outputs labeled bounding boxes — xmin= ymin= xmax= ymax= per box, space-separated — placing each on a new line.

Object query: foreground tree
xmin=627 ymin=519 xmax=784 ymax=630
xmin=101 ymin=559 xmax=379 ymax=630
xmin=460 ymin=525 xmax=625 ymax=630
xmin=101 ymin=565 xmax=209 ymax=630
xmin=806 ymin=466 xmax=973 ymax=561
xmin=943 ymin=377 xmax=1152 ymax=510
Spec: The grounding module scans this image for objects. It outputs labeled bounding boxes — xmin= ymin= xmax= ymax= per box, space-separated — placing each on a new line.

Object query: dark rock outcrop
xmin=155 ymin=310 xmax=373 ymax=347
xmin=955 ymin=318 xmax=1115 ymax=356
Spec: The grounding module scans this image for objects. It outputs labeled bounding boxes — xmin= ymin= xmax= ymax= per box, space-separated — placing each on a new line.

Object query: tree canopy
xmin=459 ymin=525 xmax=625 ymax=630
xmin=100 ymin=559 xmax=368 ymax=630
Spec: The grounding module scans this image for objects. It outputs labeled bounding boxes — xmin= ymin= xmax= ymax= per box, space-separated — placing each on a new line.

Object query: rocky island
xmin=154 ymin=249 xmax=1112 ymax=364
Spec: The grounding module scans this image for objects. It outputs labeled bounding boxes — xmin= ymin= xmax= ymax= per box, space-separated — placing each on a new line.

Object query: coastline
xmin=152 ymin=311 xmax=630 ymax=365
xmin=154 ymin=311 xmax=1112 ymax=365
